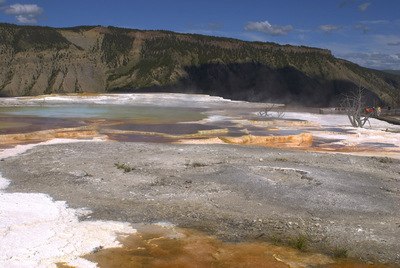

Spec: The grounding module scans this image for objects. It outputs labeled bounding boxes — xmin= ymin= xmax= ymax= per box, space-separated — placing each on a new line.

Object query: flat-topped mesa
xmin=0 ymin=23 xmax=397 ymax=107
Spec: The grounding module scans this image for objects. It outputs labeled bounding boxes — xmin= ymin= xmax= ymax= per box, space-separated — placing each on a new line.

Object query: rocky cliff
xmin=0 ymin=23 xmax=399 ymax=106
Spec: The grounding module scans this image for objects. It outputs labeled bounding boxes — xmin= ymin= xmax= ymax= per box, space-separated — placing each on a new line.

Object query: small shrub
xmin=83 ymin=171 xmax=93 ymax=177
xmin=114 ymin=163 xmax=134 ymax=172
xmin=378 ymin=157 xmax=393 ymax=164
xmin=333 ymin=247 xmax=348 ymax=258
xmin=186 ymin=162 xmax=208 ymax=167
xmin=150 ymin=178 xmax=166 ymax=186
xmin=275 ymin=158 xmax=288 ymax=162
xmin=192 ymin=162 xmax=208 ymax=167
xmin=270 ymin=231 xmax=282 ymax=245
xmin=290 ymin=233 xmax=308 ymax=251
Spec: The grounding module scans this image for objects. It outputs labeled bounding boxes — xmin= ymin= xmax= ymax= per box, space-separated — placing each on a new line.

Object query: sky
xmin=0 ymin=0 xmax=399 ymax=70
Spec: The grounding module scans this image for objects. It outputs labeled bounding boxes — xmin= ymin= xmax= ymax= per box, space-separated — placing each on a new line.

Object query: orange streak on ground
xmin=75 ymin=225 xmax=392 ymax=268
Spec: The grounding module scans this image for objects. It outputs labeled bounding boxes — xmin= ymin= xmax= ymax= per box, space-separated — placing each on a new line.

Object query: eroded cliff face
xmin=0 ymin=24 xmax=399 ymax=106
xmin=0 ymin=27 xmax=108 ymax=96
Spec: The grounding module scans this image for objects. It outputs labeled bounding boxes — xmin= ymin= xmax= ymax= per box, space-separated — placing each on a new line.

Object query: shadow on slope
xmin=127 ymin=63 xmax=381 ymax=107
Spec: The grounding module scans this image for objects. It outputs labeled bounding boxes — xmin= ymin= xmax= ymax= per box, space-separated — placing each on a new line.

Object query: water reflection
xmin=0 ymin=105 xmax=205 ymax=122
xmin=108 ymin=123 xmax=222 ymax=135
xmin=0 ymin=105 xmax=207 ymax=147
xmin=0 ymin=115 xmax=85 ymax=134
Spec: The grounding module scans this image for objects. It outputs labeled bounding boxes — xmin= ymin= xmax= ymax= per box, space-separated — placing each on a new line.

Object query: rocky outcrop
xmin=0 ymin=26 xmax=107 ymax=96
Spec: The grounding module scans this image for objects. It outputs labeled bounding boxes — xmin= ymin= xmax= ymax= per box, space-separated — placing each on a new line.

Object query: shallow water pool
xmin=0 ymin=104 xmax=205 ymax=123
xmin=0 ymin=104 xmax=209 ymax=146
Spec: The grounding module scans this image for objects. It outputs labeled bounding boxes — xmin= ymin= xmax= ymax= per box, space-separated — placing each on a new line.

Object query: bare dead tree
xmin=257 ymin=104 xmax=274 ymax=117
xmin=258 ymin=104 xmax=285 ymax=118
xmin=341 ymin=83 xmax=372 ymax=128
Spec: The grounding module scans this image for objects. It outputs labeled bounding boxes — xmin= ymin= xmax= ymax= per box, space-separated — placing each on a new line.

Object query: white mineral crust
xmin=0 ymin=140 xmax=136 ymax=268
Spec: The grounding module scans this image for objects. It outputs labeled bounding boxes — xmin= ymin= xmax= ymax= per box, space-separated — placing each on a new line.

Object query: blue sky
xmin=0 ymin=0 xmax=399 ymax=70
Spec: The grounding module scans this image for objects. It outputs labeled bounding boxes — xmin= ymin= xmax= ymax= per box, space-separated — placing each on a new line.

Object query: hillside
xmin=384 ymin=70 xmax=400 ymax=76
xmin=0 ymin=23 xmax=399 ymax=107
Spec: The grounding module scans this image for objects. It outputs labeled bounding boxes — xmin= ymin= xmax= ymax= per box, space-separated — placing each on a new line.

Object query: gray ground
xmin=1 ymin=141 xmax=399 ymax=265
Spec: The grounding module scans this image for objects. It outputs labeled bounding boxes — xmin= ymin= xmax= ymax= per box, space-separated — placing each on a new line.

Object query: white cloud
xmin=359 ymin=20 xmax=388 ymax=25
xmin=354 ymin=24 xmax=371 ymax=34
xmin=14 ymin=14 xmax=38 ymax=24
xmin=244 ymin=20 xmax=294 ymax=36
xmin=362 ymin=26 xmax=372 ymax=33
xmin=371 ymin=35 xmax=400 ymax=53
xmin=338 ymin=52 xmax=400 ymax=70
xmin=317 ymin=24 xmax=342 ymax=33
xmin=3 ymin=3 xmax=43 ymax=24
xmin=4 ymin=3 xmax=42 ymax=15
xmin=358 ymin=2 xmax=371 ymax=12
xmin=312 ymin=33 xmax=400 ymax=70
xmin=207 ymin=22 xmax=224 ymax=30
